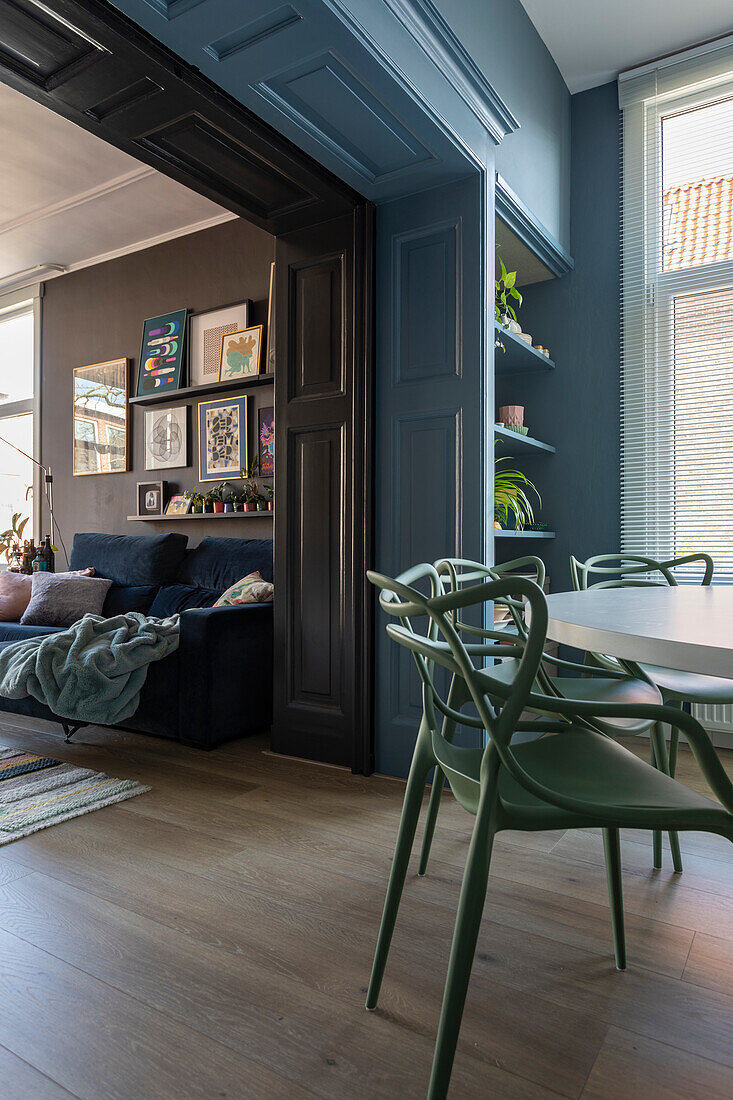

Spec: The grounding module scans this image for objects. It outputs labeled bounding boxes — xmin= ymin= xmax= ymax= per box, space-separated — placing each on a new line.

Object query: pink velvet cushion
xmin=0 ymin=571 xmax=32 ymax=621
xmin=0 ymin=567 xmax=96 ymax=623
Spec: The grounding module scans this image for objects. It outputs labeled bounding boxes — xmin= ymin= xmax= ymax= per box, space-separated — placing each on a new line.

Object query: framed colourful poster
xmin=198 ymin=394 xmax=249 ymax=482
xmin=137 ymin=309 xmax=188 ymax=396
xmin=258 ymin=405 xmax=274 ymax=476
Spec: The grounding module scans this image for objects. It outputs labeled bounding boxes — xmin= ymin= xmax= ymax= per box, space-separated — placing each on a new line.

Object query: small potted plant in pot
xmin=494 ymin=448 xmax=541 ymax=531
xmin=240 ymin=457 xmax=260 ymax=512
xmin=202 ymin=491 xmax=215 ymax=514
xmin=230 ymin=489 xmax=244 ymax=513
xmin=256 ymin=493 xmax=268 ymax=512
xmin=207 ymin=483 xmax=225 ymax=513
xmin=495 ymin=257 xmax=522 ymax=352
xmin=183 ymin=490 xmax=204 ymax=514
xmin=265 ymin=485 xmax=274 ymax=512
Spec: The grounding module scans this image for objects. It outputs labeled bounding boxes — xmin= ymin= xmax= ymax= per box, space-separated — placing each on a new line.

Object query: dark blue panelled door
xmin=374 ymin=173 xmax=492 ymax=777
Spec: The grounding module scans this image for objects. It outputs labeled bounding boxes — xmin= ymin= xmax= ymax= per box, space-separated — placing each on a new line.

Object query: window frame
xmin=622 ymin=81 xmax=733 ymax=578
xmin=0 ymin=285 xmax=42 ymax=544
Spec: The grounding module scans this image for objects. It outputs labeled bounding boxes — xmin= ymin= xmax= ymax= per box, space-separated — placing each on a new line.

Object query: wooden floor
xmin=0 ymin=717 xmax=730 ymax=1099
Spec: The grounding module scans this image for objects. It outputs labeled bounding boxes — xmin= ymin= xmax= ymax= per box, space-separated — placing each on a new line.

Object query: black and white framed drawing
xmin=144 ymin=406 xmax=188 ymax=471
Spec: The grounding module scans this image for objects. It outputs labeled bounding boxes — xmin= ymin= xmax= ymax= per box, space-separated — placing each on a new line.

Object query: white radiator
xmin=692 ymin=704 xmax=733 ymax=750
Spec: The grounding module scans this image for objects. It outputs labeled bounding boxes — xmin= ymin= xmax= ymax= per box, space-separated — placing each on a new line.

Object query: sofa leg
xmin=61 ymin=722 xmax=86 ymax=743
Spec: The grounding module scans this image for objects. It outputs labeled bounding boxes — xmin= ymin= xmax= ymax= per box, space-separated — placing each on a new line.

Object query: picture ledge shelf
xmin=130 ymin=373 xmax=274 ymax=407
xmin=127 ymin=512 xmax=273 ymax=522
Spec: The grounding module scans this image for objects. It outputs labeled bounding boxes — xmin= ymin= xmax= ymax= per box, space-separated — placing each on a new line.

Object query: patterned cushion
xmin=214 ymin=571 xmax=274 ymax=607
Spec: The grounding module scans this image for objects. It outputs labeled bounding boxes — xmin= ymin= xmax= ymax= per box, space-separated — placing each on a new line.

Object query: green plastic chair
xmin=417 ymin=555 xmax=664 ymax=879
xmin=570 ymin=551 xmax=733 ymax=871
xmin=366 ymin=564 xmax=733 ymax=1100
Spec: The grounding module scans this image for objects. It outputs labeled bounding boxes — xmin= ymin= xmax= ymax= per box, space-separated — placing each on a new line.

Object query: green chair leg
xmin=669 ymin=726 xmax=679 ymax=778
xmin=650 ymin=734 xmax=663 ymax=870
xmin=366 ymin=726 xmax=432 ymax=1011
xmin=651 ymin=724 xmax=683 ymax=873
xmin=603 ymin=827 xmax=626 ymax=970
xmin=418 ymin=767 xmax=444 ymax=876
xmin=427 ymin=798 xmax=497 ymax=1100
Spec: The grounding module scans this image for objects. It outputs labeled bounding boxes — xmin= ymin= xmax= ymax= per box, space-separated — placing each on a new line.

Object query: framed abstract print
xmin=189 ymin=300 xmax=250 ymax=388
xmin=73 ymin=358 xmax=129 ymax=475
xmin=218 ymin=324 xmax=263 ymax=381
xmin=257 ymin=405 xmax=274 ymax=477
xmin=137 ymin=310 xmax=187 ymax=396
xmin=198 ymin=395 xmax=249 ymax=482
xmin=144 ymin=406 xmax=188 ymax=471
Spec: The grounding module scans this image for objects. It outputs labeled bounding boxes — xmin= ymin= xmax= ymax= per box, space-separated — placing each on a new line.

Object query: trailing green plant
xmin=183 ymin=490 xmax=204 ymax=507
xmin=495 ymin=256 xmax=522 ymax=326
xmin=240 ymin=456 xmax=261 ymax=503
xmin=0 ymin=513 xmax=28 ymax=563
xmin=494 ymin=450 xmax=540 ymax=531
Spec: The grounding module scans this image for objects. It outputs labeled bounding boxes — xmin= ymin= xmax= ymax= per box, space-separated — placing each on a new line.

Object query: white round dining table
xmin=539 ymin=587 xmax=733 ymax=679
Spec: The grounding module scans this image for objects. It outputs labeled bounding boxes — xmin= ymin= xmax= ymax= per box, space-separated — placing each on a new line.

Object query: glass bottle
xmin=42 ymin=535 xmax=55 ymax=573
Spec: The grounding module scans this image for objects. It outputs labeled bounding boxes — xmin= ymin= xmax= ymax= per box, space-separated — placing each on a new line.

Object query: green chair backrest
xmin=368 ymin=565 xmax=553 ymax=807
xmin=570 ymin=552 xmax=714 ymax=591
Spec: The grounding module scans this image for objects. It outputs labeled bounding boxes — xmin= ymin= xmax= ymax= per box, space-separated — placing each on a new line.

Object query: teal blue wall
xmin=433 ymin=0 xmax=571 ymax=249
xmin=507 ymin=81 xmax=621 ymax=593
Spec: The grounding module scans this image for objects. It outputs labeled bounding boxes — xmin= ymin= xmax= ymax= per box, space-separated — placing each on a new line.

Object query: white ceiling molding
xmin=0 ymin=263 xmax=67 ymax=292
xmin=0 ymin=166 xmax=155 ymax=238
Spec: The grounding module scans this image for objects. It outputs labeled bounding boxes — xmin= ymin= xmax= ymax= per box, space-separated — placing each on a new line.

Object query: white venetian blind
xmin=619 ymin=39 xmax=733 ymax=577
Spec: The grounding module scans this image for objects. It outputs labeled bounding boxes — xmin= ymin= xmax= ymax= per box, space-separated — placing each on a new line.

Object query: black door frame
xmin=0 ymin=0 xmax=374 ymax=772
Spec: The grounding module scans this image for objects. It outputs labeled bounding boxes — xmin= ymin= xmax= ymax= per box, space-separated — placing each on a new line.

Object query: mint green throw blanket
xmin=0 ymin=612 xmax=180 ymax=725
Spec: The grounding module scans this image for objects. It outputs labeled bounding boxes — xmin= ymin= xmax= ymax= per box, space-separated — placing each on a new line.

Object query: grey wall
xmin=433 ymin=0 xmax=571 ymax=249
xmin=41 ymin=218 xmax=275 ymax=553
xmin=503 ymin=81 xmax=621 ymax=592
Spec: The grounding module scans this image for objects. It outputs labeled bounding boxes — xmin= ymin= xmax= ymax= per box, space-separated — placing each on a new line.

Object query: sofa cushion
xmin=214 ymin=572 xmax=274 ymax=606
xmin=21 ymin=572 xmax=112 ymax=627
xmin=103 ymin=585 xmax=158 ymax=618
xmin=176 ymin=537 xmax=273 ymax=590
xmin=149 ymin=584 xmax=219 ymax=617
xmin=69 ymin=532 xmax=188 ymax=586
xmin=0 ymin=622 xmax=63 ymax=643
xmin=0 ymin=571 xmax=32 ymax=621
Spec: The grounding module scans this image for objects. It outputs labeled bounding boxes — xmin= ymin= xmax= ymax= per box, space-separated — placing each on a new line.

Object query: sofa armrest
xmin=178 ymin=603 xmax=273 ymax=748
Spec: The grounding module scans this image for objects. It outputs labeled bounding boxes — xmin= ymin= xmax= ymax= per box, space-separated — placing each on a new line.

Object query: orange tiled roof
xmin=663 ymin=176 xmax=733 ymax=270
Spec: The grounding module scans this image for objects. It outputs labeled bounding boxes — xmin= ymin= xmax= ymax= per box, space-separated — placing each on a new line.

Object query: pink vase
xmin=498 ymin=405 xmax=524 ymax=428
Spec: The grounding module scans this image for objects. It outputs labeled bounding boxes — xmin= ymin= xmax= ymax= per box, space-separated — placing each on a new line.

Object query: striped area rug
xmin=0 ymin=747 xmax=150 ymax=845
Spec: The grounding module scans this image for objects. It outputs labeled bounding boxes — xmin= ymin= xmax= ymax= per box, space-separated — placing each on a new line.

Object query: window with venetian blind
xmin=620 ymin=42 xmax=733 ymax=578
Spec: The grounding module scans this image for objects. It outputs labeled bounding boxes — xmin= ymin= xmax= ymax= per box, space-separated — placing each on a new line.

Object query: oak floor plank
xmin=0 ymin=926 xmax=318 ymax=1100
xmin=0 ymin=720 xmax=728 ymax=1098
xmin=682 ymin=931 xmax=733 ymax=996
xmin=580 ymin=1026 xmax=733 ymax=1099
xmin=0 ymin=846 xmax=606 ymax=1098
xmin=0 ymin=1042 xmax=78 ymax=1099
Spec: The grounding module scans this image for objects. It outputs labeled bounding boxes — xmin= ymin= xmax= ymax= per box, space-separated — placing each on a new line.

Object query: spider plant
xmin=495 ymin=453 xmax=541 ymax=531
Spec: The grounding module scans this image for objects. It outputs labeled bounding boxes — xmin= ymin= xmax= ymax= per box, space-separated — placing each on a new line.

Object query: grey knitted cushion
xmin=21 ymin=572 xmax=113 ymax=628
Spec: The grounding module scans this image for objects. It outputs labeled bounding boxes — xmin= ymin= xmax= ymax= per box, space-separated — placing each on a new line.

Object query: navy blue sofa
xmin=0 ymin=533 xmax=273 ymax=749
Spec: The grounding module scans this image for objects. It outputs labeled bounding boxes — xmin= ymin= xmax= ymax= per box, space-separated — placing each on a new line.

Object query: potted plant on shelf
xmin=0 ymin=513 xmax=29 ymax=568
xmin=183 ymin=490 xmax=204 ymax=514
xmin=230 ymin=489 xmax=244 ymax=513
xmin=241 ymin=457 xmax=260 ymax=513
xmin=207 ymin=483 xmax=226 ymax=513
xmin=256 ymin=493 xmax=268 ymax=512
xmin=494 ymin=450 xmax=541 ymax=531
xmin=265 ymin=485 xmax=274 ymax=512
xmin=202 ymin=491 xmax=215 ymax=514
xmin=495 ymin=257 xmax=522 ymax=352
